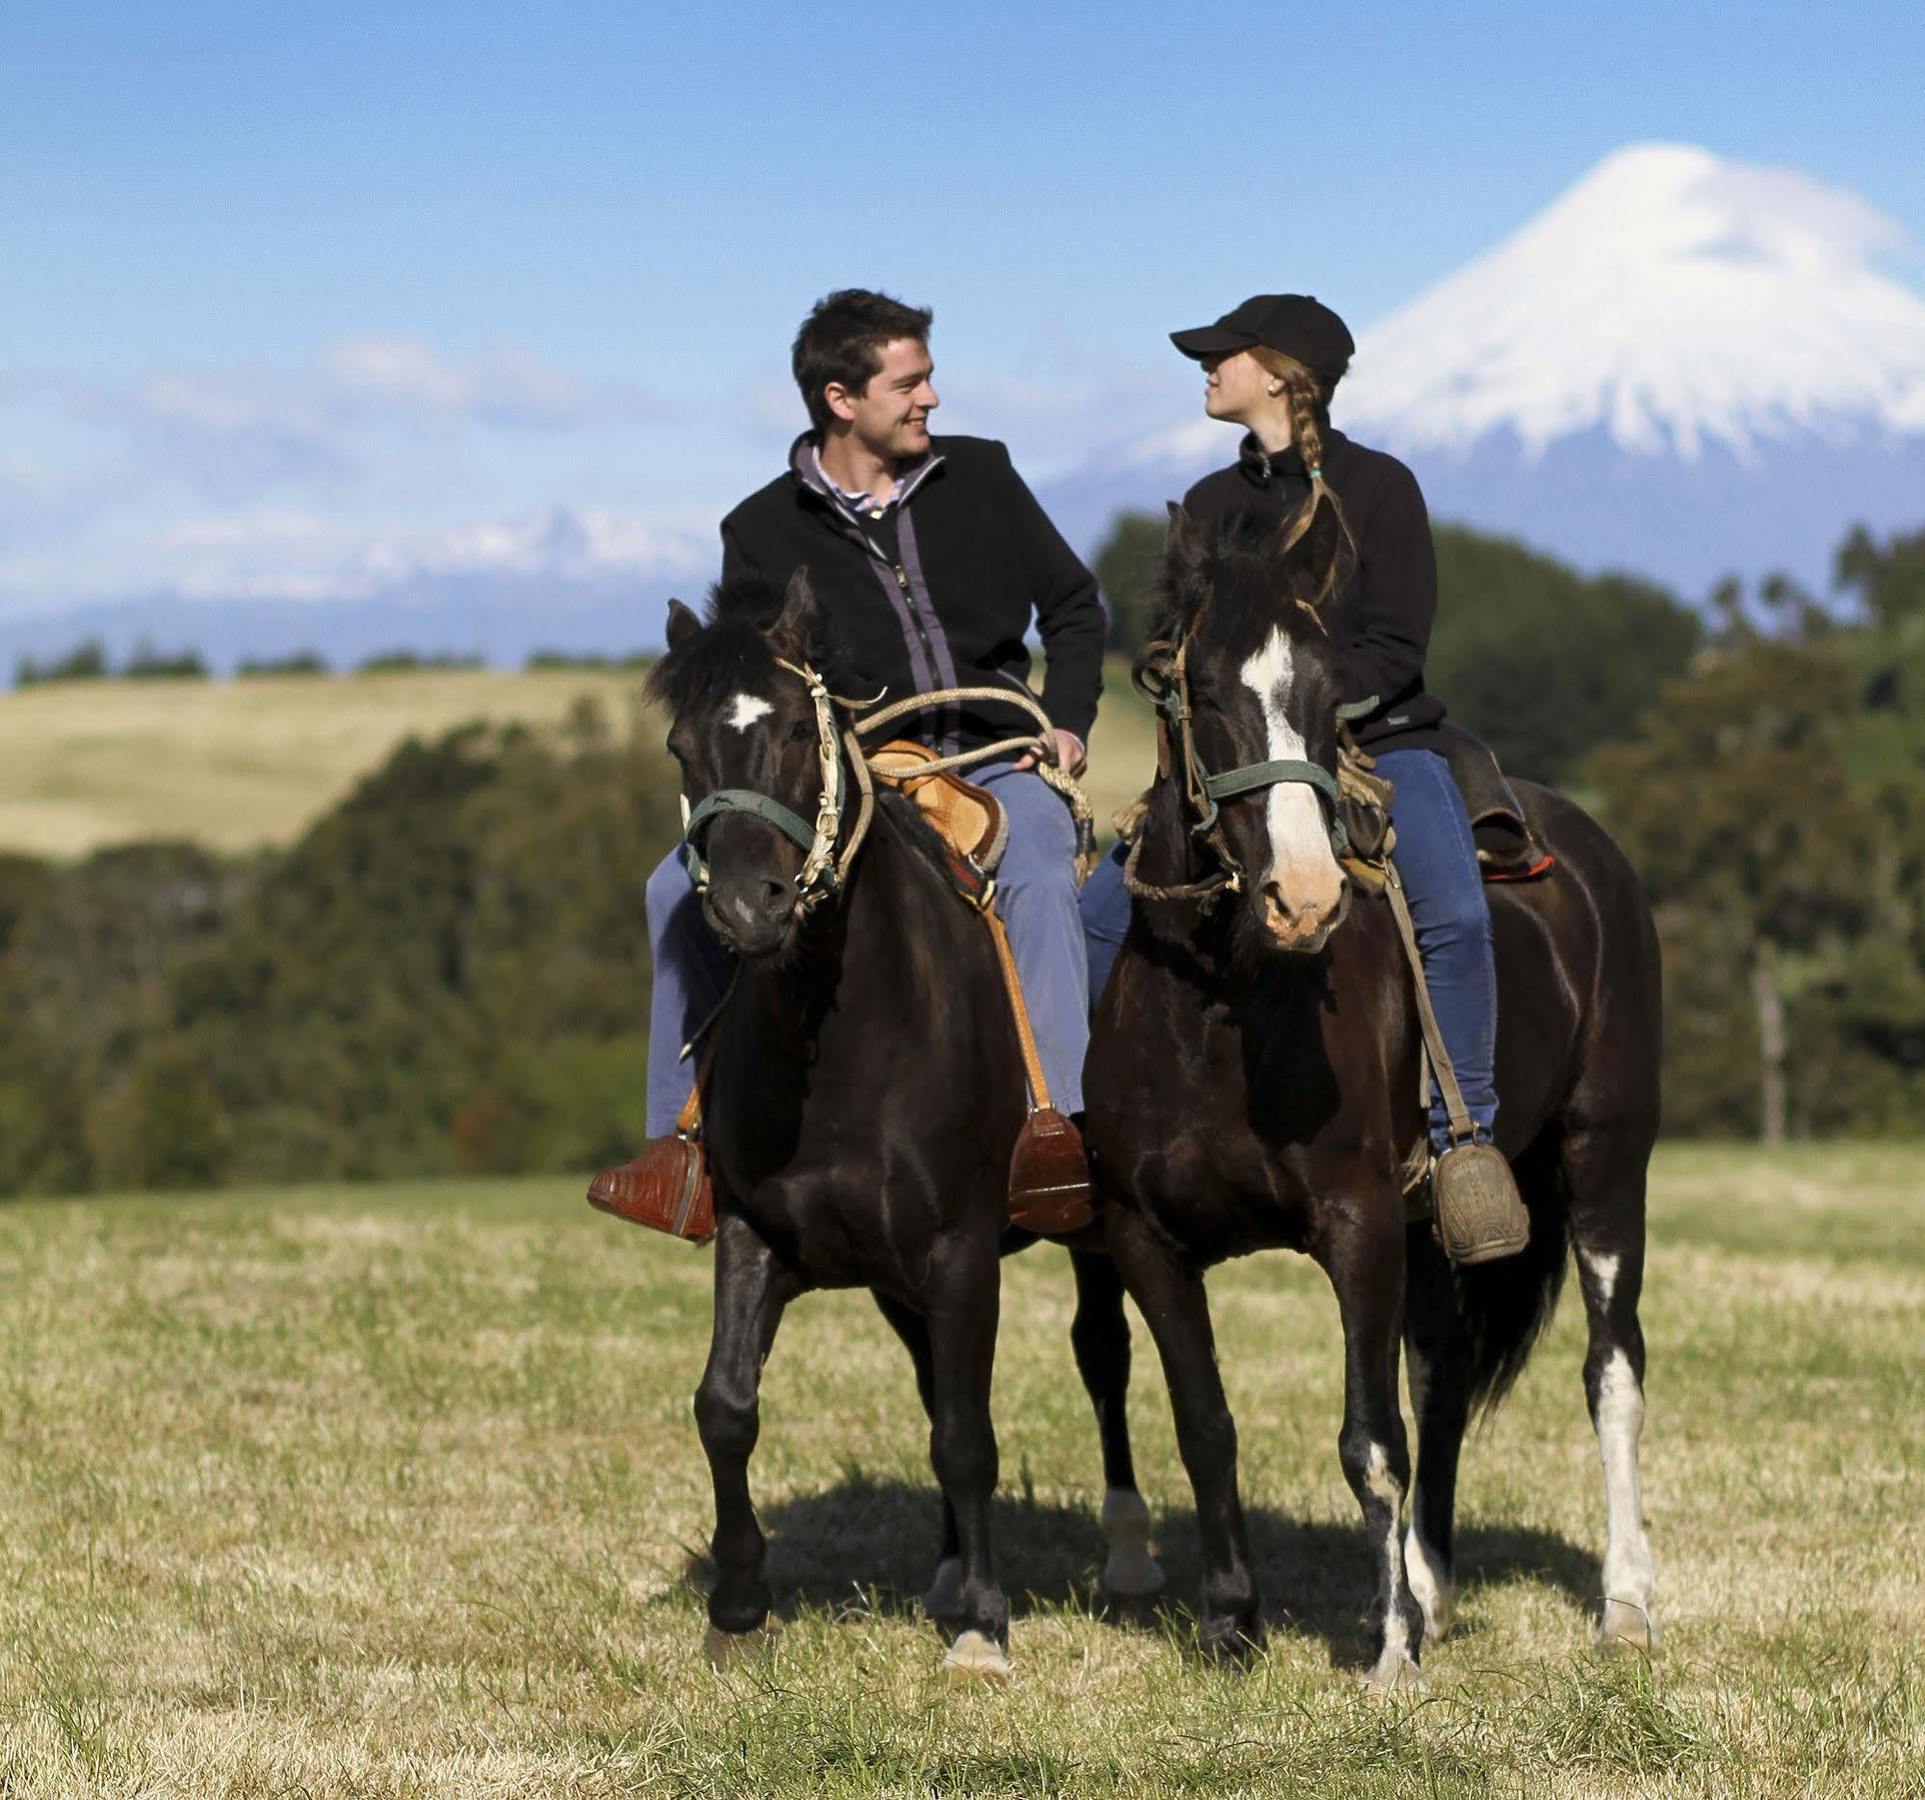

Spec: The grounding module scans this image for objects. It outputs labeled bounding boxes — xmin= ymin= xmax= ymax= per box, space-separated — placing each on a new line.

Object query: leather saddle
xmin=867 ymin=740 xmax=1010 ymax=880
xmin=1339 ymin=724 xmax=1553 ymax=889
xmin=870 ymin=740 xmax=1094 ymax=1237
xmin=1436 ymin=723 xmax=1554 ymax=882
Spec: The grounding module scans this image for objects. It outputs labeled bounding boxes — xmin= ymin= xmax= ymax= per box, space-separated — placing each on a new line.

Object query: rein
xmin=1125 ymin=613 xmax=1362 ymax=911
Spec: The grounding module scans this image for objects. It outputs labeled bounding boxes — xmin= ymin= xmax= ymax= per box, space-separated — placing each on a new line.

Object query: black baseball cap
xmin=1170 ymin=294 xmax=1355 ymax=386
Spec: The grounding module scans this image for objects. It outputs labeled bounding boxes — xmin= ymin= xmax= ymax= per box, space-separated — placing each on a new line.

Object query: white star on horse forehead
xmin=725 ymin=692 xmax=774 ymax=731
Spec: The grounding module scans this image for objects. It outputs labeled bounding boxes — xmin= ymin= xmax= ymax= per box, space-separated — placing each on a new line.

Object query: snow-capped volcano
xmin=1075 ymin=144 xmax=1925 ymax=593
xmin=1340 ymin=142 xmax=1925 ymax=461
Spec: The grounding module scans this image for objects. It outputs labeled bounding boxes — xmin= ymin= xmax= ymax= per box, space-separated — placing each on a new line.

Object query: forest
xmin=3 ymin=519 xmax=1922 ymax=1195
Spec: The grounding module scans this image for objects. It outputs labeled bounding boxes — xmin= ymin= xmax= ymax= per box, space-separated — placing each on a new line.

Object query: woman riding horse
xmin=1080 ymin=293 xmax=1530 ymax=1264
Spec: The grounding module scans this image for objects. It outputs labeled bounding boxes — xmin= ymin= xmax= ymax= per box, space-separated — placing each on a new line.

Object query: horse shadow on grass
xmin=739 ymin=1473 xmax=1602 ymax=1669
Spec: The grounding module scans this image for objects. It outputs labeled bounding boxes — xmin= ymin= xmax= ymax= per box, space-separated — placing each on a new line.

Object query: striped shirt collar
xmin=793 ymin=435 xmax=942 ymax=523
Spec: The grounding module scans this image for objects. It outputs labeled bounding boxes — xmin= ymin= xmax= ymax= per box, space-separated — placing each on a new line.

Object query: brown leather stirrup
xmin=586 ymin=1085 xmax=715 ymax=1242
xmin=1383 ymin=863 xmax=1529 ymax=1266
xmin=983 ymin=905 xmax=1095 ymax=1237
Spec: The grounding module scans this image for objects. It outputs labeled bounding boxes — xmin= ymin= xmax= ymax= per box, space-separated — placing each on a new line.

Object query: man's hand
xmin=1015 ymin=728 xmax=1085 ymax=776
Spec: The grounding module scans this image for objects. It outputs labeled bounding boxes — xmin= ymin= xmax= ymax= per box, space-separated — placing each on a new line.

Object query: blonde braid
xmin=1250 ymin=346 xmax=1356 ymax=604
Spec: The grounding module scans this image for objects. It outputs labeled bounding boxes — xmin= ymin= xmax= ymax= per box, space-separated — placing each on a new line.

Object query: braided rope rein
xmin=850 ymin=683 xmax=1099 ymax=883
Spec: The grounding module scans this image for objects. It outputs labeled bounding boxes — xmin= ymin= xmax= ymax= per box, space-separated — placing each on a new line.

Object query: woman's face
xmin=1201 ymin=349 xmax=1273 ymax=424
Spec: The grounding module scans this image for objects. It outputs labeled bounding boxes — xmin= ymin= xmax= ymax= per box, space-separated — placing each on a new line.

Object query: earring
xmin=1267 ymin=382 xmax=1283 ymax=396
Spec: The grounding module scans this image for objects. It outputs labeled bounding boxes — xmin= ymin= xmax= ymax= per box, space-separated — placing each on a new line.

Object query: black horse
xmin=1084 ymin=510 xmax=1662 ymax=1688
xmin=649 ymin=572 xmax=1160 ymax=1680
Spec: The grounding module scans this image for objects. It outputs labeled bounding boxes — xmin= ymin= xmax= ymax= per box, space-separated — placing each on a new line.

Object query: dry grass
xmin=2 ymin=1143 xmax=1920 ymax=1796
xmin=0 ymin=664 xmax=1160 ymax=861
xmin=0 ymin=670 xmax=649 ymax=858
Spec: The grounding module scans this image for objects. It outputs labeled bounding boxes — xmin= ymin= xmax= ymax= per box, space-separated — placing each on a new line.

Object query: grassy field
xmin=0 ymin=664 xmax=1160 ymax=860
xmin=2 ymin=1144 xmax=1920 ymax=1796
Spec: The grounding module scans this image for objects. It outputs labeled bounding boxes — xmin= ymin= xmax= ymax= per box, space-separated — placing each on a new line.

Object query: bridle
xmin=1125 ymin=605 xmax=1368 ymax=912
xmin=679 ymin=657 xmax=875 ymax=916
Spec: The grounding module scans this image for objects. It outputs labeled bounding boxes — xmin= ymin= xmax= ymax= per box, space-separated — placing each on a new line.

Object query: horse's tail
xmin=1457 ymin=1180 xmax=1571 ymax=1416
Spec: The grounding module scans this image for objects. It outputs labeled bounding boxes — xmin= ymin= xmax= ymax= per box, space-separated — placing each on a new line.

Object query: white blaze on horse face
xmin=726 ymin=692 xmax=773 ymax=732
xmin=1239 ymin=627 xmax=1344 ymax=930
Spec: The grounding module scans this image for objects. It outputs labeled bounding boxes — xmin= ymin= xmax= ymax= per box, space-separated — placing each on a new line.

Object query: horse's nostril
xmin=1263 ymin=882 xmax=1293 ymax=919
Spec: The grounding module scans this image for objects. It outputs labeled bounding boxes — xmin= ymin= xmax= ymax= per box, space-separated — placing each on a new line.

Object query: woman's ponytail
xmin=1250 ymin=346 xmax=1356 ymax=606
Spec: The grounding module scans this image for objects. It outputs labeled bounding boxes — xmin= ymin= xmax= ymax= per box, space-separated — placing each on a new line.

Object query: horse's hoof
xmin=943 ymin=1629 xmax=1012 ymax=1685
xmin=1596 ymin=1599 xmax=1660 ymax=1656
xmin=703 ymin=1621 xmax=776 ymax=1670
xmin=921 ymin=1557 xmax=965 ymax=1620
xmin=1198 ymin=1621 xmax=1263 ymax=1666
xmin=1102 ymin=1542 xmax=1167 ymax=1599
xmin=1099 ymin=1489 xmax=1166 ymax=1598
xmin=1359 ymin=1647 xmax=1427 ymax=1695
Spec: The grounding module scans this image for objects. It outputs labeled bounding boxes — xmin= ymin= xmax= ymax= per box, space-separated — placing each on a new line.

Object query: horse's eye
xmin=787 ymin=717 xmax=815 ymax=744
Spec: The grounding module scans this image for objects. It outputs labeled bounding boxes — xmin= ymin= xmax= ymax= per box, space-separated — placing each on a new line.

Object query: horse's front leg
xmin=922 ymin=1236 xmax=1011 ymax=1681
xmin=1321 ymin=1193 xmax=1426 ymax=1692
xmin=1107 ymin=1204 xmax=1260 ymax=1659
xmin=693 ymin=1211 xmax=799 ymax=1665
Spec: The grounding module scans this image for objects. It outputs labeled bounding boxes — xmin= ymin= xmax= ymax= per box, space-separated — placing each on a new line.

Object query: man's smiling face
xmin=832 ymin=335 xmax=939 ymax=462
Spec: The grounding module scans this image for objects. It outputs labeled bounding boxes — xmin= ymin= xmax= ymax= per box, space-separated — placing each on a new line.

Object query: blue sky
xmin=4 ymin=0 xmax=1923 ymax=616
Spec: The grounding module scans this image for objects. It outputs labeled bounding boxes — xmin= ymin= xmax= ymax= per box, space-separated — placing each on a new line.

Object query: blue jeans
xmin=1077 ymin=747 xmax=1497 ymax=1148
xmin=1374 ymin=748 xmax=1498 ymax=1147
xmin=644 ymin=761 xmax=1089 ymax=1135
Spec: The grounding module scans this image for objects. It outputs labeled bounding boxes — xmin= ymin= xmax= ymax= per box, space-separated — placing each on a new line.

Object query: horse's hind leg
xmin=870 ymin=1290 xmax=965 ymax=1619
xmin=1106 ymin=1206 xmax=1260 ymax=1659
xmin=1321 ymin=1197 xmax=1426 ymax=1692
xmin=1069 ymin=1249 xmax=1164 ymax=1597
xmin=1565 ymin=1128 xmax=1659 ymax=1652
xmin=1402 ymin=1227 xmax=1473 ymax=1642
xmin=693 ymin=1213 xmax=799 ymax=1665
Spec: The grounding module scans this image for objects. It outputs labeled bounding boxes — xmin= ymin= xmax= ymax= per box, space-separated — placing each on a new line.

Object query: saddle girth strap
xmin=981 ymin=902 xmax=1053 ymax=1114
xmin=1383 ymin=861 xmax=1477 ymax=1148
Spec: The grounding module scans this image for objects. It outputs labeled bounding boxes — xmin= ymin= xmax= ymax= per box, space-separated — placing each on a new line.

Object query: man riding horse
xmin=592 ymin=288 xmax=1105 ymax=1220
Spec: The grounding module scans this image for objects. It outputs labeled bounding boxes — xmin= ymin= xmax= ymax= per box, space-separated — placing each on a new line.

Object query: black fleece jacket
xmin=719 ymin=434 xmax=1105 ymax=749
xmin=1182 ymin=426 xmax=1445 ymax=751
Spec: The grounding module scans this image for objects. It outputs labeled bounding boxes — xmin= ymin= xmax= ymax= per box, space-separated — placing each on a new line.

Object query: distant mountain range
xmin=7 ymin=143 xmax=1924 ymax=677
xmin=0 ymin=560 xmax=662 ymax=680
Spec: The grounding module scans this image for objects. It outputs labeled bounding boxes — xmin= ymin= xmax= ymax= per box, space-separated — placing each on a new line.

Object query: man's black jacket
xmin=1182 ymin=426 xmax=1446 ymax=752
xmin=720 ymin=434 xmax=1105 ymax=750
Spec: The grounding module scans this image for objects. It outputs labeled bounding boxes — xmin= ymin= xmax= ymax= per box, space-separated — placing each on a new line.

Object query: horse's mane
xmin=644 ymin=576 xmax=839 ymax=719
xmin=1147 ymin=507 xmax=1336 ymax=648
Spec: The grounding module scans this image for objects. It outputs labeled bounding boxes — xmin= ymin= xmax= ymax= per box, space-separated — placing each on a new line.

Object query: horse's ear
xmin=769 ymin=566 xmax=818 ymax=661
xmin=1164 ymin=503 xmax=1210 ymax=614
xmin=665 ymin=598 xmax=702 ymax=652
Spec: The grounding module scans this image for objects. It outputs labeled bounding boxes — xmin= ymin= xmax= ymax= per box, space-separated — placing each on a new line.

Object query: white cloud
xmin=321 ymin=335 xmax=618 ymax=427
xmin=0 ymin=337 xmax=694 ymax=612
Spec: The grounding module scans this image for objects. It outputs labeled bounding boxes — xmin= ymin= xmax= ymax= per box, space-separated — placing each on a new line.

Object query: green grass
xmin=0 ymin=662 xmax=1160 ymax=861
xmin=2 ymin=1145 xmax=1920 ymax=1795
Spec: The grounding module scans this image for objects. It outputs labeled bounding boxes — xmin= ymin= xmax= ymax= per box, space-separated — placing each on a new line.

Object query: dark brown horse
xmin=650 ymin=572 xmax=1159 ymax=1680
xmin=1084 ymin=510 xmax=1662 ymax=1688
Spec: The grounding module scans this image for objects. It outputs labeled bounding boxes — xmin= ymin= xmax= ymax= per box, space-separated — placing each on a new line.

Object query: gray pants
xmin=645 ymin=760 xmax=1088 ymax=1134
